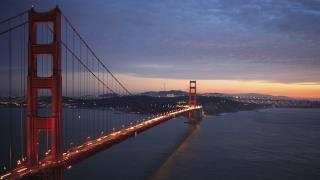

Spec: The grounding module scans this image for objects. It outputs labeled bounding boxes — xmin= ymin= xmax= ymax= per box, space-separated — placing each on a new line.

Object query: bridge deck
xmin=1 ymin=106 xmax=202 ymax=179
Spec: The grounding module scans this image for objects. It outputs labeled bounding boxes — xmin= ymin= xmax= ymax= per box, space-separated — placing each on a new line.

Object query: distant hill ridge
xmin=140 ymin=90 xmax=187 ymax=97
xmin=139 ymin=90 xmax=292 ymax=100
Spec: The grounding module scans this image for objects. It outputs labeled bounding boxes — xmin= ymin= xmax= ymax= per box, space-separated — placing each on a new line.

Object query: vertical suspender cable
xmin=9 ymin=21 xmax=13 ymax=169
xmin=78 ymin=41 xmax=83 ymax=139
xmin=65 ymin=19 xmax=68 ymax=149
xmin=71 ymin=31 xmax=75 ymax=147
xmin=93 ymin=60 xmax=96 ymax=137
xmin=107 ymin=73 xmax=109 ymax=133
xmin=23 ymin=17 xmax=27 ymax=160
xmin=86 ymin=48 xmax=89 ymax=137
xmin=98 ymin=68 xmax=100 ymax=135
xmin=103 ymin=68 xmax=105 ymax=134
xmin=89 ymin=61 xmax=92 ymax=137
xmin=43 ymin=23 xmax=49 ymax=152
xmin=19 ymin=16 xmax=24 ymax=160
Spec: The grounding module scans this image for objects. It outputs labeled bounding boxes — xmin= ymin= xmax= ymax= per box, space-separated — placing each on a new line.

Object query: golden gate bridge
xmin=0 ymin=6 xmax=202 ymax=179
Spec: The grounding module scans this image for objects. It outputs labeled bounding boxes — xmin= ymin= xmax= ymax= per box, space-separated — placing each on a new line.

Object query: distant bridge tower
xmin=188 ymin=80 xmax=202 ymax=122
xmin=188 ymin=80 xmax=197 ymax=107
xmin=27 ymin=6 xmax=62 ymax=168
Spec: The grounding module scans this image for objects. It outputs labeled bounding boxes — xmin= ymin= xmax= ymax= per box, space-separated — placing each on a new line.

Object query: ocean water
xmin=1 ymin=108 xmax=320 ymax=179
xmin=65 ymin=108 xmax=320 ymax=180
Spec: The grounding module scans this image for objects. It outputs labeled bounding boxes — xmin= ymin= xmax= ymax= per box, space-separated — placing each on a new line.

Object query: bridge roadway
xmin=1 ymin=106 xmax=202 ymax=179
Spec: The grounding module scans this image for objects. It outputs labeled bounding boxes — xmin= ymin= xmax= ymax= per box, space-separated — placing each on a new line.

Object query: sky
xmin=1 ymin=0 xmax=320 ymax=98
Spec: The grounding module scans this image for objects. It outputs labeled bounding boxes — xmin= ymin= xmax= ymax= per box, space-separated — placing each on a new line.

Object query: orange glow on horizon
xmin=116 ymin=74 xmax=320 ymax=99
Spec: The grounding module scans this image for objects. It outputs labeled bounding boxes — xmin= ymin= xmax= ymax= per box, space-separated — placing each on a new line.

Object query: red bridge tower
xmin=188 ymin=80 xmax=197 ymax=121
xmin=27 ymin=7 xmax=62 ymax=166
xmin=188 ymin=80 xmax=197 ymax=107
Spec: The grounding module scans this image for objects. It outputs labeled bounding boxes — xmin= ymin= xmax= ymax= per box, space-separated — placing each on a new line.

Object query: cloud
xmin=1 ymin=0 xmax=320 ymax=85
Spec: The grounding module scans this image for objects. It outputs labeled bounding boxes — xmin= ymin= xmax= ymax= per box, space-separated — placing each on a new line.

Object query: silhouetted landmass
xmin=140 ymin=90 xmax=187 ymax=97
xmin=1 ymin=95 xmax=320 ymax=116
xmin=64 ymin=95 xmax=267 ymax=115
xmin=198 ymin=96 xmax=266 ymax=115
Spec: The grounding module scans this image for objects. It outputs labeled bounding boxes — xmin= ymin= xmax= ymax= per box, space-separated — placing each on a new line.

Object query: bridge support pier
xmin=188 ymin=108 xmax=203 ymax=124
xmin=49 ymin=167 xmax=63 ymax=180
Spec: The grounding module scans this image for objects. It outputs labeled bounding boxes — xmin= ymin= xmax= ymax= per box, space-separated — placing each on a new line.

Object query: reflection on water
xmin=150 ymin=124 xmax=200 ymax=180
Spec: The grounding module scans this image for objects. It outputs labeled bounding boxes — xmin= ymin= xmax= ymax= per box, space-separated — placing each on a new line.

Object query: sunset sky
xmin=1 ymin=0 xmax=320 ymax=98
